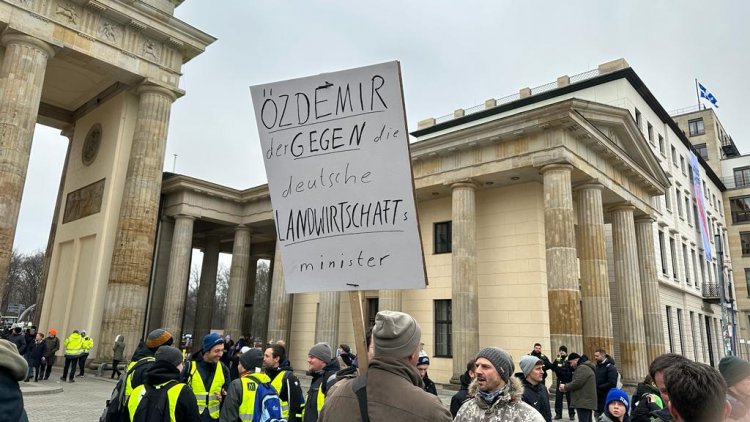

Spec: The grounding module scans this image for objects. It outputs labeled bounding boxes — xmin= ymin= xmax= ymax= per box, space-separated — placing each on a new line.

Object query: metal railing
xmin=431 ymin=66 xmax=603 ymax=125
xmin=702 ymin=282 xmax=721 ymax=299
xmin=668 ymin=104 xmax=707 ymax=116
xmin=722 ymin=176 xmax=750 ymax=190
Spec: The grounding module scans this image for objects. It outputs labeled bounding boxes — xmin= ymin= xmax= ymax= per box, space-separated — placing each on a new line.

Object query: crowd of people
xmin=1 ymin=310 xmax=748 ymax=422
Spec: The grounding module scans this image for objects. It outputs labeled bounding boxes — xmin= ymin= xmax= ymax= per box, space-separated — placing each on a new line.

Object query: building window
xmin=688 ymin=118 xmax=705 ymax=136
xmin=685 ymin=194 xmax=692 ymax=226
xmin=695 ymin=143 xmax=708 ymax=161
xmin=666 ymin=306 xmax=674 ymax=352
xmin=691 ymin=250 xmax=698 ymax=288
xmin=434 ymin=299 xmax=452 ymax=357
xmin=647 ymin=122 xmax=654 ymax=143
xmin=699 ymin=254 xmax=706 ymax=288
xmin=746 ymin=269 xmax=750 ymax=297
xmin=680 ymin=156 xmax=686 ymax=174
xmin=683 ymin=244 xmax=690 ymax=285
xmin=677 ymin=309 xmax=685 ymax=355
xmin=690 ymin=311 xmax=699 ymax=361
xmin=670 ymin=237 xmax=678 ymax=280
xmin=659 ymin=231 xmax=668 ymax=276
xmin=367 ymin=298 xmax=379 ymax=329
xmin=676 ymin=189 xmax=683 ymax=218
xmin=734 ymin=167 xmax=750 ymax=189
xmin=665 ymin=188 xmax=672 ymax=211
xmin=635 ymin=108 xmax=642 ymax=131
xmin=434 ymin=221 xmax=452 ymax=254
xmin=730 ymin=196 xmax=750 ymax=224
xmin=658 ymin=135 xmax=665 ymax=155
xmin=671 ymin=145 xmax=678 ymax=165
xmin=741 ymin=232 xmax=750 ymax=256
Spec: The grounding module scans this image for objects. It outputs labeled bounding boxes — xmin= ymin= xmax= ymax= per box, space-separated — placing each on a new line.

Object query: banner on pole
xmin=251 ymin=61 xmax=427 ymax=294
xmin=690 ymin=152 xmax=713 ymax=261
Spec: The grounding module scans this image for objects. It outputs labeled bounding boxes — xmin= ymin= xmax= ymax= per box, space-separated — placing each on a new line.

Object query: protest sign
xmin=250 ymin=61 xmax=426 ymax=293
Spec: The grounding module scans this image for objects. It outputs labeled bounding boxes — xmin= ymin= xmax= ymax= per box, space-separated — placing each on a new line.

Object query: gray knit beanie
xmin=373 ymin=310 xmax=422 ymax=358
xmin=519 ymin=355 xmax=542 ymax=378
xmin=308 ymin=342 xmax=333 ymax=362
xmin=155 ymin=346 xmax=183 ymax=368
xmin=476 ymin=347 xmax=514 ymax=382
xmin=240 ymin=348 xmax=264 ymax=372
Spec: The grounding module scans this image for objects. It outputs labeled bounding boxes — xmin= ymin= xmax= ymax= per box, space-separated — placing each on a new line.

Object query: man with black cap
xmin=559 ymin=353 xmax=597 ymax=422
xmin=128 ymin=345 xmax=200 ymax=422
xmin=454 ymin=347 xmax=544 ymax=421
xmin=123 ymin=328 xmax=175 ymax=405
xmin=719 ymin=356 xmax=750 ymax=421
xmin=302 ymin=342 xmax=340 ymax=422
xmin=319 ymin=310 xmax=452 ymax=422
xmin=416 ymin=355 xmax=437 ymax=396
xmin=185 ymin=332 xmax=231 ymax=422
xmin=221 ymin=348 xmax=283 ymax=422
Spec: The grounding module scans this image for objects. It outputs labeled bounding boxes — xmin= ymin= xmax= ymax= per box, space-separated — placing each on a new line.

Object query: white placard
xmin=250 ymin=61 xmax=426 ymax=294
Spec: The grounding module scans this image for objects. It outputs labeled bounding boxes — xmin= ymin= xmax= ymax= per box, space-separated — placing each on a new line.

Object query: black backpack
xmin=131 ymin=381 xmax=179 ymax=422
xmin=100 ymin=358 xmax=153 ymax=422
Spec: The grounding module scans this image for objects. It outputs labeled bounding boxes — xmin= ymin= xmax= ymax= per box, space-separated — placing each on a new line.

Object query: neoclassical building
xmin=147 ymin=59 xmax=733 ymax=385
xmin=0 ymin=0 xmax=215 ymax=362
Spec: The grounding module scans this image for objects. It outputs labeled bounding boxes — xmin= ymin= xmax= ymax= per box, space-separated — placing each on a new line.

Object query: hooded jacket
xmin=303 ymin=358 xmax=340 ymax=422
xmin=454 ymin=376 xmax=545 ymax=421
xmin=0 ymin=339 xmax=29 ymax=422
xmin=516 ymin=373 xmax=552 ymax=422
xmin=42 ymin=335 xmax=59 ymax=359
xmin=318 ymin=355 xmax=452 ymax=422
xmin=113 ymin=335 xmax=125 ymax=361
xmin=136 ymin=360 xmax=201 ymax=422
xmin=598 ymin=410 xmax=631 ymax=422
xmin=128 ymin=341 xmax=157 ymax=390
xmin=566 ymin=358 xmax=597 ymax=411
xmin=596 ymin=356 xmax=619 ymax=412
xmin=451 ymin=371 xmax=474 ymax=417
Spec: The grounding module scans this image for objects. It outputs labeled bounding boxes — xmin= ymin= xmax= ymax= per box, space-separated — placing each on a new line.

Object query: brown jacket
xmin=318 ymin=356 xmax=452 ymax=422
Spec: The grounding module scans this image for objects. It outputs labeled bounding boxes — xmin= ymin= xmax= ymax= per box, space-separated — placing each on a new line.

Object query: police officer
xmin=185 ymin=333 xmax=230 ymax=421
xmin=77 ymin=330 xmax=94 ymax=377
xmin=128 ymin=345 xmax=200 ymax=422
xmin=60 ymin=329 xmax=83 ymax=383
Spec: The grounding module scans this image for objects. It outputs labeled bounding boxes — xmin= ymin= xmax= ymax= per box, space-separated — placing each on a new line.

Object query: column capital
xmin=608 ymin=202 xmax=635 ymax=213
xmin=1 ymin=33 xmax=56 ymax=58
xmin=234 ymin=225 xmax=252 ymax=233
xmin=447 ymin=178 xmax=479 ymax=190
xmin=635 ymin=215 xmax=656 ymax=224
xmin=573 ymin=181 xmax=604 ymax=192
xmin=137 ymin=82 xmax=179 ymax=102
xmin=173 ymin=214 xmax=195 ymax=221
xmin=539 ymin=162 xmax=573 ymax=175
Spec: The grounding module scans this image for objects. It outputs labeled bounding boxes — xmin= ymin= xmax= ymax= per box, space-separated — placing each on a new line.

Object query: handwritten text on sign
xmin=250 ymin=61 xmax=426 ymax=293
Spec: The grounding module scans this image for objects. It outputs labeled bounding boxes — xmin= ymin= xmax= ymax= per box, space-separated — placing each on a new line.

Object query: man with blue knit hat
xmin=454 ymin=346 xmax=544 ymax=421
xmin=184 ymin=332 xmax=231 ymax=421
xmin=319 ymin=310 xmax=452 ymax=422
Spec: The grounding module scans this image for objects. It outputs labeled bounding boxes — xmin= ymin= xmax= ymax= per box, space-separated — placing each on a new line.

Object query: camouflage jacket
xmin=454 ymin=376 xmax=546 ymax=422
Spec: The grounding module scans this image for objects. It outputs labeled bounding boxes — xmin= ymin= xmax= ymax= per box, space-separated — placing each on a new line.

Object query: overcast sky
xmin=13 ymin=0 xmax=750 ymax=254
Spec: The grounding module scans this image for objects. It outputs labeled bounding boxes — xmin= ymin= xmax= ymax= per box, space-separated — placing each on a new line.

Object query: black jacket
xmin=422 ymin=374 xmax=437 ymax=396
xmin=450 ymin=372 xmax=473 ymax=418
xmin=595 ymin=357 xmax=618 ymax=412
xmin=530 ymin=350 xmax=553 ymax=382
xmin=183 ymin=348 xmax=231 ymax=395
xmin=551 ymin=356 xmax=573 ymax=384
xmin=631 ymin=384 xmax=663 ymax=422
xmin=516 ymin=373 xmax=552 ymax=422
xmin=303 ymin=358 xmax=340 ymax=422
xmin=266 ymin=364 xmax=305 ymax=422
xmin=25 ymin=340 xmax=46 ymax=366
xmin=137 ymin=360 xmax=201 ymax=422
xmin=8 ymin=333 xmax=26 ymax=354
xmin=129 ymin=341 xmax=156 ymax=390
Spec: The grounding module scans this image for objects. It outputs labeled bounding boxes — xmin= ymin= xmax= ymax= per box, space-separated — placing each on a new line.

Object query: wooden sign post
xmin=348 ymin=291 xmax=368 ymax=373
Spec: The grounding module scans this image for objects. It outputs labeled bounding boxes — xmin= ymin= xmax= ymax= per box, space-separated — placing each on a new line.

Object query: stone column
xmin=160 ymin=215 xmax=195 ymax=341
xmin=226 ymin=226 xmax=251 ymax=340
xmin=0 ymin=34 xmax=55 ymax=304
xmin=147 ymin=215 xmax=175 ymax=332
xmin=378 ymin=290 xmax=402 ymax=312
xmin=99 ymin=84 xmax=177 ymax=359
xmin=575 ymin=183 xmax=613 ymax=356
xmin=242 ymin=258 xmax=258 ymax=337
xmin=267 ymin=244 xmax=293 ymax=345
xmin=193 ymin=235 xmax=220 ymax=342
xmin=610 ymin=205 xmax=648 ymax=385
xmin=541 ymin=164 xmax=583 ymax=354
xmin=451 ymin=180 xmax=479 ymax=383
xmin=317 ymin=291 xmax=341 ymax=349
xmin=635 ymin=217 xmax=666 ymax=363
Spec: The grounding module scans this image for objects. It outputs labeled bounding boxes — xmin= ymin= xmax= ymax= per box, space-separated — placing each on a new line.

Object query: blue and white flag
xmin=698 ymin=82 xmax=719 ymax=108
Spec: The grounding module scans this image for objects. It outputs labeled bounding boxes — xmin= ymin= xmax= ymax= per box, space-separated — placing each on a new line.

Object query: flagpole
xmin=695 ymin=78 xmax=701 ymax=110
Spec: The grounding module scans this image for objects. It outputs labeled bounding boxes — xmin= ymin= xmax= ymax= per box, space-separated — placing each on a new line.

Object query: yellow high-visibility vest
xmin=127 ymin=381 xmax=185 ymax=422
xmin=189 ymin=361 xmax=224 ymax=419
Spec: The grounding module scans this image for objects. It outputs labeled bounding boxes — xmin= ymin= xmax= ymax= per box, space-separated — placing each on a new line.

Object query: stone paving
xmin=23 ymin=369 xmax=116 ymax=422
